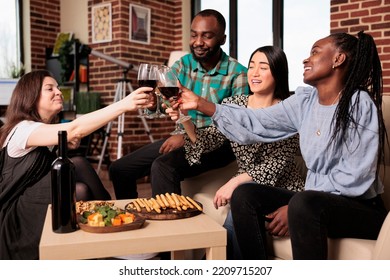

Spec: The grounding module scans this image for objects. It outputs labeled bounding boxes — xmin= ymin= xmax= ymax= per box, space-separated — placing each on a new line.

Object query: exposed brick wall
xmin=29 ymin=0 xmax=61 ymax=70
xmin=18 ymin=0 xmax=389 ymax=160
xmin=87 ymin=0 xmax=182 ymax=160
xmin=330 ymin=0 xmax=390 ymax=95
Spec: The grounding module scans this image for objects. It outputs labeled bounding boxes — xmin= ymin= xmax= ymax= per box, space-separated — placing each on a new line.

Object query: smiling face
xmin=247 ymin=51 xmax=276 ymax=95
xmin=37 ymin=76 xmax=63 ymax=122
xmin=303 ymin=37 xmax=338 ymax=87
xmin=189 ymin=15 xmax=226 ymax=63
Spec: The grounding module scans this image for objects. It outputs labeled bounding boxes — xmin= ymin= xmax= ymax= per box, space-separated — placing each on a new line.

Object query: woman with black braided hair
xmin=176 ymin=31 xmax=388 ymax=259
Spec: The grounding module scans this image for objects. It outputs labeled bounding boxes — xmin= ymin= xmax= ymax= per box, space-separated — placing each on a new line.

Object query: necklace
xmin=315 ymin=92 xmax=341 ymax=136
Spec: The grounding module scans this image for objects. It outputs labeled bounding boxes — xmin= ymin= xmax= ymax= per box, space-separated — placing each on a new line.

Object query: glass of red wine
xmin=137 ymin=63 xmax=158 ymax=118
xmin=157 ymin=66 xmax=191 ymax=135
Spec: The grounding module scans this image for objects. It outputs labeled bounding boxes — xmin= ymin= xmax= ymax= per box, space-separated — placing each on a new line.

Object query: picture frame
xmin=129 ymin=4 xmax=151 ymax=44
xmin=59 ymin=86 xmax=74 ymax=111
xmin=52 ymin=32 xmax=73 ymax=56
xmin=92 ymin=3 xmax=112 ymax=43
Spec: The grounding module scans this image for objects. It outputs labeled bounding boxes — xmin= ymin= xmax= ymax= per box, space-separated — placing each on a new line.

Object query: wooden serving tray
xmin=77 ymin=214 xmax=145 ymax=233
xmin=124 ymin=201 xmax=203 ymax=220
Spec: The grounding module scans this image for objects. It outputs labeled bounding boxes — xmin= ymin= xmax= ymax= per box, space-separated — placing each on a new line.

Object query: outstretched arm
xmin=178 ymin=85 xmax=216 ymax=117
xmin=27 ymin=87 xmax=152 ymax=147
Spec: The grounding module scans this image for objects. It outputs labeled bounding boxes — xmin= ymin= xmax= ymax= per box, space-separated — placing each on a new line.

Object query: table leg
xmin=171 ymin=250 xmax=186 ymax=260
xmin=205 ymin=246 xmax=226 ymax=260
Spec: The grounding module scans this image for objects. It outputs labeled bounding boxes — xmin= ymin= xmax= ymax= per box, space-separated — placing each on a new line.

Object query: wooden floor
xmin=98 ymin=166 xmax=152 ymax=199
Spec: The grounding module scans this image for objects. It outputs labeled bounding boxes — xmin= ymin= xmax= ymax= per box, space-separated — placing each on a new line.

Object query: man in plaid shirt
xmin=110 ymin=9 xmax=248 ymax=199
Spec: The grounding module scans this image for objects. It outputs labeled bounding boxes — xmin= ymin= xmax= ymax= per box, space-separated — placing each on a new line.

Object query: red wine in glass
xmin=137 ymin=63 xmax=158 ymax=117
xmin=158 ymin=86 xmax=179 ymax=100
xmin=139 ymin=80 xmax=157 ymax=94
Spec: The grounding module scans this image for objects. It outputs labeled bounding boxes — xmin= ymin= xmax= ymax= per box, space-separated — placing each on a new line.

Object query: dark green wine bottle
xmin=51 ymin=130 xmax=77 ymax=233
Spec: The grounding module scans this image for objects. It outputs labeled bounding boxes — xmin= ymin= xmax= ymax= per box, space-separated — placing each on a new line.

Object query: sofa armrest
xmin=372 ymin=212 xmax=390 ymax=259
xmin=181 ymin=161 xmax=238 ymax=225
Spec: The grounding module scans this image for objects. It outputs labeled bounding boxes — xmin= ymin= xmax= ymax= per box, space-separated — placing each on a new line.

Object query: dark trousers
xmin=109 ymin=139 xmax=166 ymax=199
xmin=231 ymin=183 xmax=295 ymax=260
xmin=288 ymin=190 xmax=387 ymax=259
xmin=150 ymin=140 xmax=236 ymax=196
xmin=231 ymin=184 xmax=388 ymax=260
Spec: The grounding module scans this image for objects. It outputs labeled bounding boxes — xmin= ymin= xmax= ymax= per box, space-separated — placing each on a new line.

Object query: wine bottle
xmin=51 ymin=130 xmax=77 ymax=233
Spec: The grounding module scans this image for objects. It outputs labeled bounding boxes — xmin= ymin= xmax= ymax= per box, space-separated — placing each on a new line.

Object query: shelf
xmin=46 ymin=41 xmax=90 ymax=94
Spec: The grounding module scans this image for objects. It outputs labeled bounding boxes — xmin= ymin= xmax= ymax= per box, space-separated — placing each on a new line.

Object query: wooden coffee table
xmin=39 ymin=200 xmax=226 ymax=260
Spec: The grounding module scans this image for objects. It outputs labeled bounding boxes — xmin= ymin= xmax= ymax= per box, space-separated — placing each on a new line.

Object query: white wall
xmin=182 ymin=1 xmax=190 ymax=52
xmin=23 ymin=0 xmax=31 ymax=73
xmin=61 ymin=0 xmax=88 ymax=44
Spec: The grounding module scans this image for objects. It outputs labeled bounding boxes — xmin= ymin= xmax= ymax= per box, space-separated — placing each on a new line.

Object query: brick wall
xmin=330 ymin=0 xmax=390 ymax=95
xmin=29 ymin=0 xmax=61 ymax=70
xmin=8 ymin=0 xmax=389 ymax=160
xmin=87 ymin=0 xmax=182 ymax=160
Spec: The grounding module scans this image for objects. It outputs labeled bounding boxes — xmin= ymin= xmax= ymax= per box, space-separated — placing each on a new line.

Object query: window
xmin=195 ymin=0 xmax=330 ymax=90
xmin=284 ymin=0 xmax=330 ymax=90
xmin=200 ymin=0 xmax=230 ymax=56
xmin=0 ymin=0 xmax=22 ymax=78
xmin=237 ymin=0 xmax=273 ymax=66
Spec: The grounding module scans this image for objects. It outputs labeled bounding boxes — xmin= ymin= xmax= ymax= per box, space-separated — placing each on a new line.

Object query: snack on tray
xmin=76 ymin=200 xmax=115 ymax=214
xmin=126 ymin=193 xmax=203 ymax=214
xmin=76 ymin=201 xmax=136 ymax=227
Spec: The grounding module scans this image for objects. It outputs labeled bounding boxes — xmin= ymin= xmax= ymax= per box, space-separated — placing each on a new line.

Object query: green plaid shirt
xmin=171 ymin=51 xmax=249 ymax=128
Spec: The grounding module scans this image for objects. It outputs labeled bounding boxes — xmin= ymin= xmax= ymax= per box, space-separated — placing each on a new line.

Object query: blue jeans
xmin=223 ymin=210 xmax=242 ymax=259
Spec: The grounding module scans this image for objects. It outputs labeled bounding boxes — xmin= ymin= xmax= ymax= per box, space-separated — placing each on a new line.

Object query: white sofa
xmin=181 ymin=96 xmax=390 ymax=260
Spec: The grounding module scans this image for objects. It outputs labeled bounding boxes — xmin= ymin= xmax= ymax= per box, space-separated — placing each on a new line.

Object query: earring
xmin=332 ymin=65 xmax=336 ymax=69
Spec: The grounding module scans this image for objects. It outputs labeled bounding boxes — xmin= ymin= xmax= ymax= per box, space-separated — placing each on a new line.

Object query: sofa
xmin=181 ymin=96 xmax=390 ymax=260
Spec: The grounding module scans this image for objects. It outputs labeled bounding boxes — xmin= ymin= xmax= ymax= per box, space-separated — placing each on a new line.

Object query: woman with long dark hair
xmin=0 ymin=70 xmax=150 ymax=259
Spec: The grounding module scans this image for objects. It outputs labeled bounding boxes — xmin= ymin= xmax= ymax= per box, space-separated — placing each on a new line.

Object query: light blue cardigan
xmin=212 ymin=86 xmax=383 ymax=199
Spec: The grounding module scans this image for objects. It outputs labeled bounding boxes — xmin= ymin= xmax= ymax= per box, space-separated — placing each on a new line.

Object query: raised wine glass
xmin=147 ymin=65 xmax=166 ymax=119
xmin=137 ymin=63 xmax=158 ymax=118
xmin=157 ymin=65 xmax=191 ymax=135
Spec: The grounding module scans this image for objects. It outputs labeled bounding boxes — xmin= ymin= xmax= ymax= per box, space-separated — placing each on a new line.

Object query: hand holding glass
xmin=157 ymin=66 xmax=191 ymax=134
xmin=137 ymin=63 xmax=158 ymax=118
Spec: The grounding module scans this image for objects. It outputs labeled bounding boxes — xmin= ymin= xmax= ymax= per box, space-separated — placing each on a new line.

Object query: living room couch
xmin=181 ymin=96 xmax=390 ymax=260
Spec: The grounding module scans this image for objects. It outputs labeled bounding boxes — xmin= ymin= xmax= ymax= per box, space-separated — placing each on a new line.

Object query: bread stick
xmin=170 ymin=193 xmax=182 ymax=211
xmin=176 ymin=194 xmax=188 ymax=210
xmin=136 ymin=198 xmax=145 ymax=208
xmin=145 ymin=198 xmax=155 ymax=211
xmin=181 ymin=195 xmax=194 ymax=209
xmin=179 ymin=195 xmax=191 ymax=208
xmin=142 ymin=198 xmax=151 ymax=212
xmin=155 ymin=195 xmax=166 ymax=209
xmin=186 ymin=196 xmax=203 ymax=211
xmin=165 ymin=193 xmax=177 ymax=209
xmin=159 ymin=194 xmax=170 ymax=208
xmin=172 ymin=193 xmax=186 ymax=210
xmin=150 ymin=198 xmax=162 ymax=213
xmin=132 ymin=200 xmax=142 ymax=212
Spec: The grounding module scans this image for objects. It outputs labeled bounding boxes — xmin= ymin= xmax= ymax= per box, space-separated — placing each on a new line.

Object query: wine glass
xmin=157 ymin=66 xmax=191 ymax=135
xmin=137 ymin=63 xmax=158 ymax=118
xmin=147 ymin=65 xmax=167 ymax=119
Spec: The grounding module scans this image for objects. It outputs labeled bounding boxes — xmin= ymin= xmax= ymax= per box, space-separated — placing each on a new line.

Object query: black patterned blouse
xmin=184 ymin=94 xmax=304 ymax=192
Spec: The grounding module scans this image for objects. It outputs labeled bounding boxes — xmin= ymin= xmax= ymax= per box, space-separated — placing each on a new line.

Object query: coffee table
xmin=39 ymin=200 xmax=226 ymax=260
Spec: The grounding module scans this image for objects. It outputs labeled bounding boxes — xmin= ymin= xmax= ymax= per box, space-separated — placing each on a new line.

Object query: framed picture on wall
xmin=129 ymin=4 xmax=151 ymax=44
xmin=92 ymin=3 xmax=112 ymax=43
xmin=52 ymin=32 xmax=73 ymax=56
xmin=59 ymin=86 xmax=74 ymax=111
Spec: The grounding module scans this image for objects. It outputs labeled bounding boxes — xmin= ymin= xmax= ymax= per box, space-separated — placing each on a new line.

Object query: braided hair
xmin=330 ymin=31 xmax=387 ymax=173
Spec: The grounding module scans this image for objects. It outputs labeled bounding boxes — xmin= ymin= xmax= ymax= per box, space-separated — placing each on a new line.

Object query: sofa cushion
xmin=182 ymin=161 xmax=236 ymax=225
xmin=267 ymin=236 xmax=375 ymax=260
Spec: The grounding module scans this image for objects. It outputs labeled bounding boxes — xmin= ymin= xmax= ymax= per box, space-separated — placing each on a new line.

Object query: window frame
xmin=0 ymin=0 xmax=23 ymax=78
xmin=192 ymin=0 xmax=284 ymax=59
